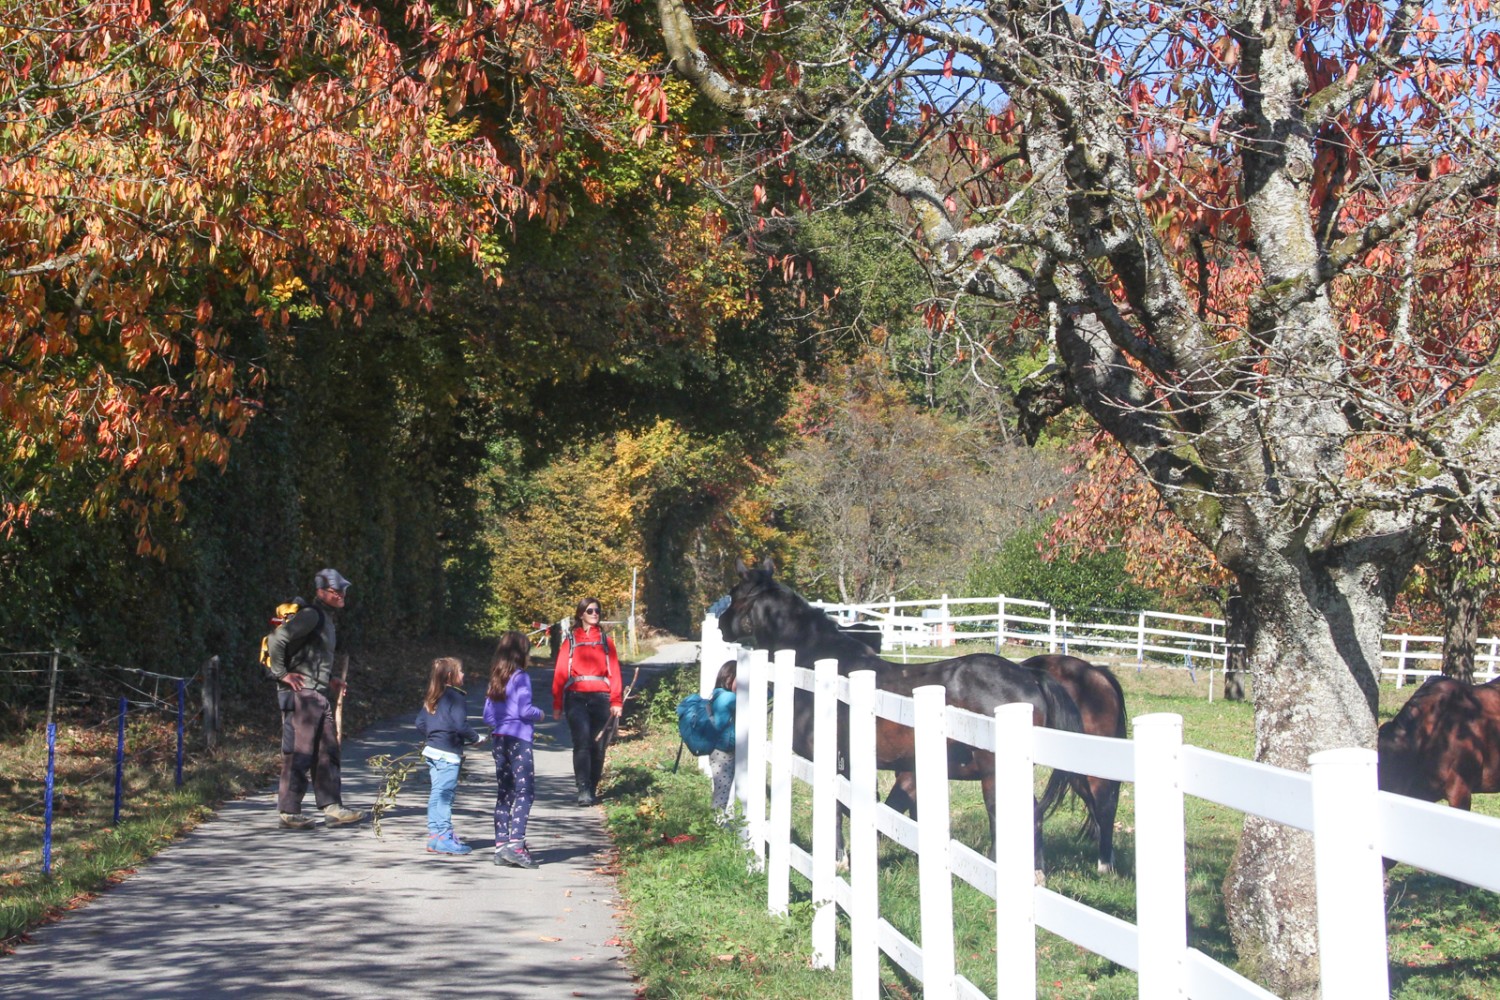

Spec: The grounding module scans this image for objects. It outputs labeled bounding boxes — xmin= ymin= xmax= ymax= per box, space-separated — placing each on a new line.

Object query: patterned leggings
xmin=492 ymin=735 xmax=536 ymax=843
xmin=709 ymin=748 xmax=735 ymax=814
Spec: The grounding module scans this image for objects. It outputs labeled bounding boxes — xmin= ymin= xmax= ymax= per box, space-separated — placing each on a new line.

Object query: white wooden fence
xmin=810 ymin=594 xmax=1500 ymax=685
xmin=698 ymin=616 xmax=1500 ymax=1000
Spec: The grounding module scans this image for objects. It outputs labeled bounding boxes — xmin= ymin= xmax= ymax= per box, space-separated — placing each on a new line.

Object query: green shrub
xmin=964 ymin=524 xmax=1158 ymax=614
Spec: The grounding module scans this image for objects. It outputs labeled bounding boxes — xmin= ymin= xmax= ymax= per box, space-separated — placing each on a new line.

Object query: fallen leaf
xmin=540 ymin=935 xmax=563 ymax=942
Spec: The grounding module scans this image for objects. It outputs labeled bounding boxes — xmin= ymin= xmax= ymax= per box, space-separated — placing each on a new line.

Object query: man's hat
xmin=315 ymin=568 xmax=352 ymax=593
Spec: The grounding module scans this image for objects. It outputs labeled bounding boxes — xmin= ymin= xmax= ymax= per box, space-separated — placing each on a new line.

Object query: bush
xmin=964 ymin=524 xmax=1158 ymax=614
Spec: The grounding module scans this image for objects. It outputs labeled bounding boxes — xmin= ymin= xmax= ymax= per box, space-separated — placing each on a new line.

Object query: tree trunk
xmin=1221 ymin=557 xmax=1387 ymax=999
xmin=1440 ymin=579 xmax=1482 ymax=685
xmin=1222 ymin=589 xmax=1247 ymax=702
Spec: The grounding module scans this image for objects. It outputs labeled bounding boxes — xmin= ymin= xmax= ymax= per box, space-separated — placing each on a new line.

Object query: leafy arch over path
xmin=646 ymin=0 xmax=1500 ymax=992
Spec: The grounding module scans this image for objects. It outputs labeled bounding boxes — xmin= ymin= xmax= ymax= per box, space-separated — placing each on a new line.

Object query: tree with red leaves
xmin=648 ymin=0 xmax=1500 ymax=989
xmin=0 ymin=0 xmax=606 ymax=554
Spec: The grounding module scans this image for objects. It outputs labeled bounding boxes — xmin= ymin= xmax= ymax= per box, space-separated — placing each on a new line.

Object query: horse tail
xmin=1036 ymin=677 xmax=1098 ymax=825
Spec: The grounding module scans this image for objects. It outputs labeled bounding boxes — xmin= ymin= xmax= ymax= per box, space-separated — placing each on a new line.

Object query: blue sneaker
xmin=426 ymin=832 xmax=472 ymax=855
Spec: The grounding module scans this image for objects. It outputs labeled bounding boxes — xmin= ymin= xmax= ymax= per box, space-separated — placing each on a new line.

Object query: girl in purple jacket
xmin=484 ymin=631 xmax=545 ymax=868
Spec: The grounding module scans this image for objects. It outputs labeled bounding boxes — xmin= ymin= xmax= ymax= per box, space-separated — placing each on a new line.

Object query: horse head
xmin=723 ymin=557 xmax=779 ymax=644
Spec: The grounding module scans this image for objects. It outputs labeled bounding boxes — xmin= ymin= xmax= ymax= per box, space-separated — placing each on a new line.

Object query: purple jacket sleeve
xmin=513 ymin=673 xmax=545 ymax=723
xmin=483 ymin=697 xmax=499 ymax=731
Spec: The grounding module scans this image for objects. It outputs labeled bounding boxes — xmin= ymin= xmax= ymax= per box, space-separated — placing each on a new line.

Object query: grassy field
xmin=601 ymin=660 xmax=1500 ymax=999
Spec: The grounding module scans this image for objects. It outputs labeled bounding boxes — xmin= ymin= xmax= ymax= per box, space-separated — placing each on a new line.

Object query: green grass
xmin=603 ymin=663 xmax=1500 ymax=999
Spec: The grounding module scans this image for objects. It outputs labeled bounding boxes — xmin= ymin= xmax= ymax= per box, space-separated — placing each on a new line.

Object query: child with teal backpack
xmin=677 ymin=660 xmax=737 ymax=819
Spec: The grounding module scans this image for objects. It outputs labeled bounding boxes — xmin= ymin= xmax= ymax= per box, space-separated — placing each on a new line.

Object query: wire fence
xmin=1 ymin=647 xmax=224 ymax=878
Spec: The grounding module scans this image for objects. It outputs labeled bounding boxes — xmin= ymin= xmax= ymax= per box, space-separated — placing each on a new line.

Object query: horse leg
xmin=1091 ymin=776 xmax=1120 ymax=874
xmin=885 ymin=770 xmax=918 ymax=819
xmin=1031 ymin=791 xmax=1047 ymax=882
xmin=1445 ymin=776 xmax=1473 ymax=811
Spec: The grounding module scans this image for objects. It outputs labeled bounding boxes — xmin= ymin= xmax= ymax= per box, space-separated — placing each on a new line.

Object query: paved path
xmin=0 ymin=654 xmax=695 ymax=1000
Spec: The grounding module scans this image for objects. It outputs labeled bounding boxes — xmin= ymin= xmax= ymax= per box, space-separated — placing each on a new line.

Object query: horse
xmin=849 ymin=650 xmax=1124 ymax=874
xmin=1017 ymin=655 xmax=1126 ymax=873
xmin=1379 ymin=676 xmax=1500 ymax=811
xmin=722 ymin=559 xmax=1101 ymax=872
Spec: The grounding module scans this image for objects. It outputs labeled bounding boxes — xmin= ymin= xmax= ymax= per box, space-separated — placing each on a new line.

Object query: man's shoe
xmin=497 ymin=841 xmax=539 ymax=869
xmin=279 ymin=811 xmax=315 ymax=830
xmin=322 ymin=804 xmax=366 ymax=826
xmin=577 ymin=787 xmax=595 ymax=806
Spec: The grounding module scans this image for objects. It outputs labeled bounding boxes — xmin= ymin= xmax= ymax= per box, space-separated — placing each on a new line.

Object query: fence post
xmin=202 ymin=655 xmax=220 ymax=751
xmin=913 ymin=685 xmax=956 ymax=999
xmin=1137 ymin=611 xmax=1147 ymax=664
xmin=732 ymin=646 xmax=752 ymax=818
xmin=113 ymin=697 xmax=128 ymax=826
xmin=810 ymin=657 xmax=839 ymax=969
xmin=743 ymin=648 xmax=770 ymax=870
xmin=848 ymin=670 xmax=880 ymax=999
xmin=43 ymin=649 xmax=59 ymax=876
xmin=1133 ymin=713 xmax=1188 ymax=999
xmin=767 ymin=650 xmax=796 ymax=916
xmin=1396 ymin=635 xmax=1409 ymax=688
xmin=175 ymin=678 xmax=186 ymax=787
xmin=992 ymin=702 xmax=1037 ymax=998
xmin=1048 ymin=606 xmax=1058 ymax=653
xmin=699 ymin=617 xmax=722 ymax=777
xmin=996 ymin=595 xmax=1007 ymax=654
xmin=1310 ymin=748 xmax=1389 ymax=1000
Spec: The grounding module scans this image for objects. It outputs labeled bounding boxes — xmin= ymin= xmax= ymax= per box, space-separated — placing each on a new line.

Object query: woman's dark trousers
xmin=564 ymin=691 xmax=611 ymax=802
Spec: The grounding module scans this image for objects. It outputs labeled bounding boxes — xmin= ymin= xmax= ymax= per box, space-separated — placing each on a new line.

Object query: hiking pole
xmin=672 ymin=740 xmax=685 ymax=773
xmin=595 ymin=667 xmax=641 ymax=794
xmin=595 ymin=667 xmax=641 ymax=750
xmin=334 ymin=653 xmax=349 ymax=743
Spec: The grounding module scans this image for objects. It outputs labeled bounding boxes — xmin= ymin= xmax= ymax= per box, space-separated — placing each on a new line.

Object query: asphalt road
xmin=0 ymin=652 xmax=698 ymax=999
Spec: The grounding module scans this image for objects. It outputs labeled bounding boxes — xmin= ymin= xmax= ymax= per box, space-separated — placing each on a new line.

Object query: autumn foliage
xmin=0 ymin=0 xmax=614 ymax=553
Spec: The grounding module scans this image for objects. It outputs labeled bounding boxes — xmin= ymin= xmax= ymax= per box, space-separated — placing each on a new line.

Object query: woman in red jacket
xmin=552 ymin=596 xmax=623 ymax=805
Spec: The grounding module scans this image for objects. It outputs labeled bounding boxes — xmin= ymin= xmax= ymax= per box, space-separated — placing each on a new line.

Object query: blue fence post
xmin=114 ymin=697 xmax=128 ymax=825
xmin=43 ymin=722 xmax=56 ymax=875
xmin=175 ymin=679 xmax=185 ymax=788
xmin=42 ymin=649 xmax=59 ymax=876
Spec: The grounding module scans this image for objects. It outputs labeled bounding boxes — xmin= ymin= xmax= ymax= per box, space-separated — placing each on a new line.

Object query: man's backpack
xmin=258 ymin=600 xmax=325 ymax=678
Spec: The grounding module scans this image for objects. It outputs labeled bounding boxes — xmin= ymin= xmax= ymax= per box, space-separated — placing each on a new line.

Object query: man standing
xmin=266 ymin=568 xmax=366 ymax=829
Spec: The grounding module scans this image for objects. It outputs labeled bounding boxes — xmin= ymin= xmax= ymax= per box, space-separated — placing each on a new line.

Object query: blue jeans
xmin=426 ymin=757 xmax=460 ymax=838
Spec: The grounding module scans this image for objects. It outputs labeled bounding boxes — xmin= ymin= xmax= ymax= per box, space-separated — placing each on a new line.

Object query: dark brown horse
xmin=1379 ymin=676 xmax=1500 ymax=810
xmin=855 ymin=652 xmax=1125 ymax=873
xmin=722 ymin=559 xmax=1100 ymax=871
xmin=1018 ymin=655 xmax=1126 ymax=873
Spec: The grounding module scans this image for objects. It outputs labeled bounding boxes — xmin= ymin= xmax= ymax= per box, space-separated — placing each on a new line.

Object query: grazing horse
xmin=722 ymin=559 xmax=1099 ymax=871
xmin=1379 ymin=676 xmax=1500 ymax=810
xmin=1017 ymin=655 xmax=1126 ymax=873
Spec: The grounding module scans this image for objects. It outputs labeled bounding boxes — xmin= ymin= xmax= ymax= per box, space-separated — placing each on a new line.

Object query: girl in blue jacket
xmin=416 ymin=657 xmax=480 ymax=855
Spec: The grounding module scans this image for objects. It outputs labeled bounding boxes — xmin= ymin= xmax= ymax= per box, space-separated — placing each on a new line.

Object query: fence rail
xmin=809 ymin=594 xmax=1500 ymax=684
xmin=700 ymin=616 xmax=1500 ymax=1000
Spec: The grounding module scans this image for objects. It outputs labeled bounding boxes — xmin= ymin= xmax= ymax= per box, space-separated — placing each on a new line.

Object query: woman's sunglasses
xmin=584 ymin=607 xmax=601 ymax=615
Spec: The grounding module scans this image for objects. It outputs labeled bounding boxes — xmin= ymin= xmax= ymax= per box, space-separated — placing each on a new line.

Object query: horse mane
xmin=742 ymin=569 xmax=882 ymax=667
